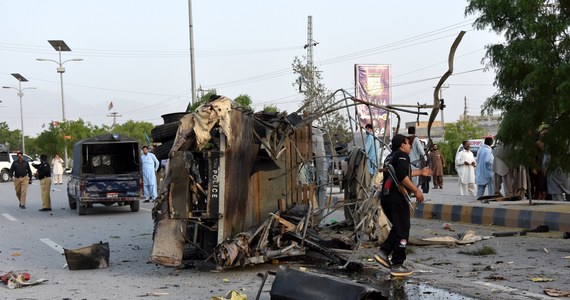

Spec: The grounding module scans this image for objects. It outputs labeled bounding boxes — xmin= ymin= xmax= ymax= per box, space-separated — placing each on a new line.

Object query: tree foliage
xmin=292 ymin=56 xmax=351 ymax=147
xmin=466 ymin=0 xmax=570 ymax=171
xmin=186 ymin=89 xmax=217 ymax=112
xmin=112 ymin=120 xmax=155 ymax=147
xmin=234 ymin=94 xmax=253 ymax=110
xmin=0 ymin=122 xmax=22 ymax=152
xmin=263 ymin=105 xmax=279 ymax=113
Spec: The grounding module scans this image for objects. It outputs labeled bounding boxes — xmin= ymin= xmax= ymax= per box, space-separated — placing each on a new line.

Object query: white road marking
xmin=2 ymin=213 xmax=17 ymax=221
xmin=40 ymin=238 xmax=65 ymax=254
xmin=140 ymin=207 xmax=152 ymax=212
xmin=472 ymin=281 xmax=551 ymax=299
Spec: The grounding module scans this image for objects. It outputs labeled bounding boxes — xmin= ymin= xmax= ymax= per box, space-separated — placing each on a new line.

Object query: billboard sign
xmin=354 ymin=64 xmax=391 ymax=137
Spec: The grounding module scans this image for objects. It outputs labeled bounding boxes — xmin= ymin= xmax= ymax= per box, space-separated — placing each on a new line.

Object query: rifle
xmin=383 ymin=160 xmax=415 ymax=212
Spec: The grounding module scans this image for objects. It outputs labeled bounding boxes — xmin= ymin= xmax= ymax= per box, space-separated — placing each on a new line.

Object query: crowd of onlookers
xmin=452 ymin=137 xmax=569 ymax=201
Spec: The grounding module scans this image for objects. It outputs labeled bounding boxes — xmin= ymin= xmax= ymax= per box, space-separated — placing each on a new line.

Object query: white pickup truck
xmin=0 ymin=152 xmax=40 ymax=182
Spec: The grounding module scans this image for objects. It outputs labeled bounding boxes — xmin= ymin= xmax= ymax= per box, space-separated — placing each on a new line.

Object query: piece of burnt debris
xmin=64 ymin=241 xmax=110 ymax=270
xmin=264 ymin=266 xmax=383 ymax=300
xmin=212 ymin=204 xmax=363 ymax=272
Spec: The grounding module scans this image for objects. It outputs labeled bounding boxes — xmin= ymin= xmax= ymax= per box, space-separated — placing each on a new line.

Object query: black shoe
xmin=373 ymin=250 xmax=391 ymax=269
xmin=39 ymin=208 xmax=52 ymax=211
xmin=20 ymin=205 xmax=26 ymax=209
xmin=143 ymin=200 xmax=150 ymax=203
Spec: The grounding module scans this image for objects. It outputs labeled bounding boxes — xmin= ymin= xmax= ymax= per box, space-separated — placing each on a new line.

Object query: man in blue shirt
xmin=475 ymin=137 xmax=494 ymax=197
xmin=407 ymin=126 xmax=426 ymax=187
xmin=365 ymin=124 xmax=384 ymax=190
xmin=141 ymin=146 xmax=160 ymax=202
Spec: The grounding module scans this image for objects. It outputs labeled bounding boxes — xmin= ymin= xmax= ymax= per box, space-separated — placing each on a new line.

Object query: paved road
xmin=0 ymin=179 xmax=264 ymax=299
xmin=1 ymin=178 xmax=568 ymax=299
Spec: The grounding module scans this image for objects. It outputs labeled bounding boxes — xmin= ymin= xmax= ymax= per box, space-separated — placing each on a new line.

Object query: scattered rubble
xmin=1 ymin=271 xmax=47 ymax=289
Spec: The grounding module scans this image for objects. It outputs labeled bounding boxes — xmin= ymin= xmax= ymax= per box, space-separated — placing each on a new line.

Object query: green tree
xmin=466 ymin=0 xmax=570 ymax=171
xmin=31 ymin=125 xmax=61 ymax=158
xmin=186 ymin=89 xmax=217 ymax=112
xmin=263 ymin=105 xmax=279 ymax=113
xmin=292 ymin=56 xmax=351 ymax=147
xmin=234 ymin=94 xmax=252 ymax=110
xmin=0 ymin=122 xmax=22 ymax=152
xmin=112 ymin=120 xmax=155 ymax=146
xmin=441 ymin=119 xmax=488 ymax=174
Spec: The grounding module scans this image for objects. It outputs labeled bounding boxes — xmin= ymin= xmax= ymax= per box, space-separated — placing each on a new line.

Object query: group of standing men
xmin=9 ymin=153 xmax=65 ymax=211
xmin=455 ymin=137 xmax=495 ymax=197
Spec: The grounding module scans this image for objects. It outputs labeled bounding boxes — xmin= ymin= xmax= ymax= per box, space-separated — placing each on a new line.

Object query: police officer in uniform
xmin=9 ymin=152 xmax=33 ymax=209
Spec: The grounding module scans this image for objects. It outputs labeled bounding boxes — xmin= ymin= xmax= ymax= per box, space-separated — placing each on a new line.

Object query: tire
xmin=151 ymin=121 xmax=180 ymax=143
xmin=130 ymin=201 xmax=140 ymax=212
xmin=68 ymin=193 xmax=77 ymax=209
xmin=161 ymin=112 xmax=188 ymax=124
xmin=77 ymin=199 xmax=87 ymax=215
xmin=0 ymin=170 xmax=10 ymax=182
xmin=154 ymin=139 xmax=175 ymax=161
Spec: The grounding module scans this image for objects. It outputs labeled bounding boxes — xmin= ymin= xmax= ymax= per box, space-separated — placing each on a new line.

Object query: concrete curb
xmin=414 ymin=202 xmax=570 ymax=232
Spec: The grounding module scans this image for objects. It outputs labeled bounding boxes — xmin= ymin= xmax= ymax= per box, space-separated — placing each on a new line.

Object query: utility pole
xmin=197 ymin=85 xmax=204 ymax=100
xmin=107 ymin=112 xmax=122 ymax=128
xmin=304 ymin=15 xmax=317 ymax=113
xmin=463 ymin=96 xmax=468 ymax=119
xmin=188 ymin=0 xmax=197 ymax=105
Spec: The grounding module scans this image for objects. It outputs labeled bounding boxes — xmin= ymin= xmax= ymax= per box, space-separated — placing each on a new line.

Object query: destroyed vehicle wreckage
xmin=148 ymin=92 xmax=428 ymax=269
xmin=147 ymin=29 xmax=465 ymax=272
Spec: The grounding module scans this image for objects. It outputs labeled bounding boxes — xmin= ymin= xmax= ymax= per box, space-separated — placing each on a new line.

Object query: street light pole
xmin=58 ymin=49 xmax=66 ymax=122
xmin=36 ymin=40 xmax=83 ymax=168
xmin=2 ymin=73 xmax=35 ymax=154
xmin=188 ymin=0 xmax=197 ymax=105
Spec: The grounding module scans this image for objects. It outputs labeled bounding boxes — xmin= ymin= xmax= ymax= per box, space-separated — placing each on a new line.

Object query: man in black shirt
xmin=32 ymin=154 xmax=52 ymax=211
xmin=374 ymin=134 xmax=432 ymax=277
xmin=9 ymin=152 xmax=33 ymax=209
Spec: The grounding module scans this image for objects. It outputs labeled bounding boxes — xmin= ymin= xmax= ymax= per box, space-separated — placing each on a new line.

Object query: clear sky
xmin=0 ymin=0 xmax=501 ymax=137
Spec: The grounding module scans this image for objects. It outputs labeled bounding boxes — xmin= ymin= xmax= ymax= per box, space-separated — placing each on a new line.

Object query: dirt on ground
xmin=309 ymin=218 xmax=570 ymax=299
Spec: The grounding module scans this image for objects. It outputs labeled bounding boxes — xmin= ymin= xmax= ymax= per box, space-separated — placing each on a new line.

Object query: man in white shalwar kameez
xmin=141 ymin=146 xmax=160 ymax=202
xmin=455 ymin=141 xmax=476 ymax=196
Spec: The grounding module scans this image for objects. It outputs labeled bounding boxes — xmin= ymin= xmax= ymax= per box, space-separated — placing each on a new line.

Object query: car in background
xmin=0 ymin=152 xmax=41 ymax=182
xmin=455 ymin=139 xmax=485 ymax=159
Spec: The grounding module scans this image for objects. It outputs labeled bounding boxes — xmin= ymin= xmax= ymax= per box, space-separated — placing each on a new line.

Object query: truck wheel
xmin=153 ymin=139 xmax=175 ymax=161
xmin=68 ymin=193 xmax=77 ymax=209
xmin=151 ymin=121 xmax=180 ymax=143
xmin=77 ymin=199 xmax=87 ymax=215
xmin=130 ymin=201 xmax=140 ymax=212
xmin=161 ymin=112 xmax=188 ymax=124
xmin=0 ymin=170 xmax=10 ymax=182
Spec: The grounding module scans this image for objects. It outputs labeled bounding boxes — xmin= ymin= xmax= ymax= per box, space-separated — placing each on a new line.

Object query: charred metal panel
xmin=222 ymin=111 xmax=260 ymax=239
xmin=269 ymin=266 xmax=384 ymax=300
xmin=249 ymin=159 xmax=287 ymax=225
xmin=286 ymin=124 xmax=315 ymax=206
xmin=168 ymin=151 xmax=191 ymax=218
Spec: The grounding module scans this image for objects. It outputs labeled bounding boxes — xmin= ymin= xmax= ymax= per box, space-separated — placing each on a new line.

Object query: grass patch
xmin=458 ymin=246 xmax=496 ymax=256
xmin=406 ymin=246 xmax=416 ymax=255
